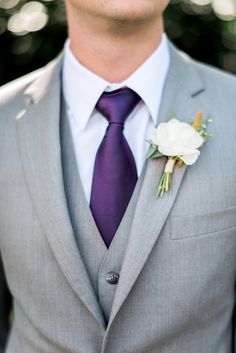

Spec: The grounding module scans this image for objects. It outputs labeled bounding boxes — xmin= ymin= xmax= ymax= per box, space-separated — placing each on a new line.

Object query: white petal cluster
xmin=151 ymin=119 xmax=204 ymax=165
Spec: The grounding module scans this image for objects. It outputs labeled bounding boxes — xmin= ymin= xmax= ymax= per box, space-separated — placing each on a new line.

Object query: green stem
xmin=156 ymin=172 xmax=172 ymax=198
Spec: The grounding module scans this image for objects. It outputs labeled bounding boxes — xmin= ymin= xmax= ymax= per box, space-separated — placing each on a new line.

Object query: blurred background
xmin=0 ymin=0 xmax=236 ymax=86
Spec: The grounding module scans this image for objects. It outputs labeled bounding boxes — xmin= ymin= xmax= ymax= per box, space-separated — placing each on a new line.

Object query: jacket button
xmin=105 ymin=271 xmax=119 ymax=285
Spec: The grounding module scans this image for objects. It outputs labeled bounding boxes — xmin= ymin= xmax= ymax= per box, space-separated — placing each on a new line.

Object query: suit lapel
xmin=16 ymin=55 xmax=106 ymax=329
xmin=106 ymin=43 xmax=208 ymax=331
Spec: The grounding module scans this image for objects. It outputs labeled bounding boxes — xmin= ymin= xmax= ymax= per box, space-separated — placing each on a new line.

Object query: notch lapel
xmin=16 ymin=56 xmax=106 ymax=328
xmin=106 ymin=43 xmax=209 ymax=332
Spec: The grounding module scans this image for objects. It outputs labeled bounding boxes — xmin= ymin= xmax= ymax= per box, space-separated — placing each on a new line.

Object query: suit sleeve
xmin=0 ymin=254 xmax=12 ymax=352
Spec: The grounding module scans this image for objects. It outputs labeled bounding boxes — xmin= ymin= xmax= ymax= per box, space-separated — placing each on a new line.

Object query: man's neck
xmin=67 ymin=9 xmax=164 ymax=83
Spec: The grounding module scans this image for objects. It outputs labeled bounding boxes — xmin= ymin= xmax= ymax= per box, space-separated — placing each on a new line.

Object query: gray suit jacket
xmin=0 ymin=41 xmax=236 ymax=353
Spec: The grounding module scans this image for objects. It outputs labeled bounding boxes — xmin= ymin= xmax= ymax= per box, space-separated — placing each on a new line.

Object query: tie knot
xmin=96 ymin=87 xmax=140 ymax=125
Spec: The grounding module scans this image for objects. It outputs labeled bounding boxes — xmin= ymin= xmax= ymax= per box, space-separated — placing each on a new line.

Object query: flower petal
xmin=151 ymin=122 xmax=171 ymax=146
xmin=179 ymin=150 xmax=200 ymax=165
xmin=188 ymin=132 xmax=204 ymax=149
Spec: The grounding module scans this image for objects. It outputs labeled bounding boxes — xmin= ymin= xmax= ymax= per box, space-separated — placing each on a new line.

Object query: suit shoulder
xmin=191 ymin=58 xmax=236 ymax=93
xmin=0 ymin=54 xmax=62 ymax=126
xmin=0 ymin=53 xmax=62 ymax=110
xmin=184 ymin=55 xmax=236 ymax=117
xmin=0 ymin=67 xmax=45 ymax=106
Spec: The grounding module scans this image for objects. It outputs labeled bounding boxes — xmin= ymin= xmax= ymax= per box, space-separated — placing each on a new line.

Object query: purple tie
xmin=90 ymin=88 xmax=140 ymax=247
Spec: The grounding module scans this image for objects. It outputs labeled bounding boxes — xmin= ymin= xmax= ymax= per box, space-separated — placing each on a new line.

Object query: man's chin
xmin=102 ymin=9 xmax=158 ymax=27
xmin=99 ymin=0 xmax=159 ymax=23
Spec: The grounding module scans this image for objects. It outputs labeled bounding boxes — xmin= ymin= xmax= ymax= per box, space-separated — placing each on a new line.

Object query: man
xmin=0 ymin=0 xmax=236 ymax=352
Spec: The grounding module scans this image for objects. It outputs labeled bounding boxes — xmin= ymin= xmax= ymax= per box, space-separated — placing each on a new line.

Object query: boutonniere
xmin=147 ymin=112 xmax=212 ymax=198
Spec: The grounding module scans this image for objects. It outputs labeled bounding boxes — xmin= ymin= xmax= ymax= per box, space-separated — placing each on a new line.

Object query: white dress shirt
xmin=62 ymin=34 xmax=170 ymax=202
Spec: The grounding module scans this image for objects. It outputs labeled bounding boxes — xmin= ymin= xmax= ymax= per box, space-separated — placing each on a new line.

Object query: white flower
xmin=151 ymin=118 xmax=204 ymax=165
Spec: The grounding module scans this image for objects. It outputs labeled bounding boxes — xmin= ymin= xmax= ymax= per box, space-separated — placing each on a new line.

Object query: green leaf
xmin=150 ymin=150 xmax=164 ymax=159
xmin=146 ymin=145 xmax=158 ymax=158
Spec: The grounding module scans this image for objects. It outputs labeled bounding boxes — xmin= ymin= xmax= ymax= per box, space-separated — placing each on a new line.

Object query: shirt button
xmin=105 ymin=271 xmax=119 ymax=285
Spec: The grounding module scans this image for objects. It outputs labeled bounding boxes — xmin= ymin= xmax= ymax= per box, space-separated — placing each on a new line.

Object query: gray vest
xmin=60 ymin=99 xmax=145 ymax=323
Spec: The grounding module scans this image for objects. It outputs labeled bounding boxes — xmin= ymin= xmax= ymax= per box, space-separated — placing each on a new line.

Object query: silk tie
xmin=90 ymin=88 xmax=140 ymax=247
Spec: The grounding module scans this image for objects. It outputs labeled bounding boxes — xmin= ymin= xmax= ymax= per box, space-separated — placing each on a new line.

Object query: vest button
xmin=105 ymin=271 xmax=119 ymax=285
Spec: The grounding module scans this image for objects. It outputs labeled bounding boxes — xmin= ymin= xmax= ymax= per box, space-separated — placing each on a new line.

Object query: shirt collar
xmin=62 ymin=34 xmax=170 ymax=131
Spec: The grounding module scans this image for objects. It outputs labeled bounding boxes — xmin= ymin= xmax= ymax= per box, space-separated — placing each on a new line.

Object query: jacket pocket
xmin=170 ymin=205 xmax=236 ymax=240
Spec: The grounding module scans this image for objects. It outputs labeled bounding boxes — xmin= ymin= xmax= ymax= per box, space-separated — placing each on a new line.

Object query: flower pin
xmin=147 ymin=112 xmax=212 ymax=198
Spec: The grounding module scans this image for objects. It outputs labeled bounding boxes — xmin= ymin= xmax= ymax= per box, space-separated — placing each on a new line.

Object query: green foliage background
xmin=0 ymin=0 xmax=236 ymax=86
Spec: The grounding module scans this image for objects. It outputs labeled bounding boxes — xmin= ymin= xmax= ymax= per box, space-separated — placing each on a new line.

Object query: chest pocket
xmin=170 ymin=205 xmax=236 ymax=240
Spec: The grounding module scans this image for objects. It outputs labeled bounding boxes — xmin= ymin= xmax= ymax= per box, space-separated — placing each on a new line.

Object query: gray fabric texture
xmin=0 ymin=42 xmax=236 ymax=353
